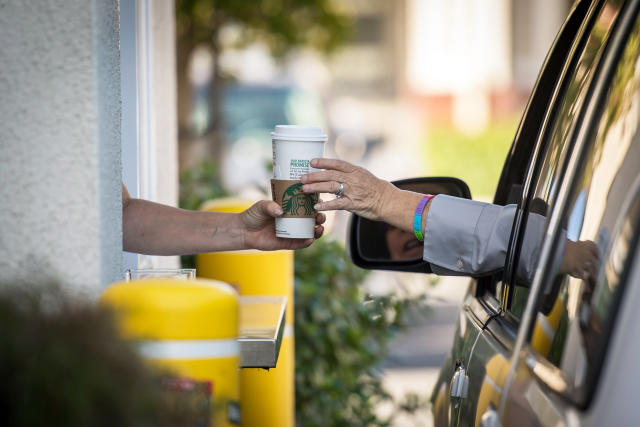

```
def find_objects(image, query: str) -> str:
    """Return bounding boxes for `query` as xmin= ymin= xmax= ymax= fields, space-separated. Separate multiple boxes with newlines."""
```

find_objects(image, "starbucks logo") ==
xmin=282 ymin=183 xmax=317 ymax=216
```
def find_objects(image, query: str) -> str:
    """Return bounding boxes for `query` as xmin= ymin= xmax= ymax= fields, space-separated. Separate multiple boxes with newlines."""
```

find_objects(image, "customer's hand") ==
xmin=301 ymin=158 xmax=396 ymax=221
xmin=240 ymin=200 xmax=325 ymax=251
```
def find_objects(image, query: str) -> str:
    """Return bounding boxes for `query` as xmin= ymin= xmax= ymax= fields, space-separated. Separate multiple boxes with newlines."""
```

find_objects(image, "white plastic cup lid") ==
xmin=271 ymin=125 xmax=327 ymax=142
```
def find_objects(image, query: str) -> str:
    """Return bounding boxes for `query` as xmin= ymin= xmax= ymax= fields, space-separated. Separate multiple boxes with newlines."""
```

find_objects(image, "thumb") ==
xmin=246 ymin=200 xmax=282 ymax=220
xmin=261 ymin=200 xmax=283 ymax=217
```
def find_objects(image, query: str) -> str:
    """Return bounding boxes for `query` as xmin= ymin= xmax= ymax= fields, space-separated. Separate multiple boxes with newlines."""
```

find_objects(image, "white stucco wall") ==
xmin=0 ymin=0 xmax=122 ymax=294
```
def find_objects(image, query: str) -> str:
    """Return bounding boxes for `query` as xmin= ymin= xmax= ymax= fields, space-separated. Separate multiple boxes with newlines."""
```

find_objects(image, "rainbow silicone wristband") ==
xmin=413 ymin=194 xmax=435 ymax=242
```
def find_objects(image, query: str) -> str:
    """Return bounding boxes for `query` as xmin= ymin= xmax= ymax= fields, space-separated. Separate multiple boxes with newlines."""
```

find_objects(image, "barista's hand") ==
xmin=240 ymin=200 xmax=325 ymax=251
xmin=561 ymin=239 xmax=599 ymax=279
xmin=300 ymin=158 xmax=397 ymax=221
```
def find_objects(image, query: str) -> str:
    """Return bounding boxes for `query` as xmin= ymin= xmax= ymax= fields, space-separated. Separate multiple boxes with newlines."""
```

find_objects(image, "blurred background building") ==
xmin=175 ymin=0 xmax=571 ymax=271
xmin=178 ymin=0 xmax=570 ymax=202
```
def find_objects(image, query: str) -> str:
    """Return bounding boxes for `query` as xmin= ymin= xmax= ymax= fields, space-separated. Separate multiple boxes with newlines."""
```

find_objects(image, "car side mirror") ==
xmin=347 ymin=177 xmax=471 ymax=273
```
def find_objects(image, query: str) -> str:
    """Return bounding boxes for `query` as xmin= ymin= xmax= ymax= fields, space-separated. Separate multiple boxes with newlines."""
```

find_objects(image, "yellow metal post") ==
xmin=100 ymin=278 xmax=240 ymax=427
xmin=197 ymin=199 xmax=294 ymax=427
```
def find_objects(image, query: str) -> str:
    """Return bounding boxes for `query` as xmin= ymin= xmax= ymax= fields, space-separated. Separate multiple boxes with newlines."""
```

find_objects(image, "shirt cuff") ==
xmin=423 ymin=195 xmax=517 ymax=276
xmin=423 ymin=194 xmax=487 ymax=273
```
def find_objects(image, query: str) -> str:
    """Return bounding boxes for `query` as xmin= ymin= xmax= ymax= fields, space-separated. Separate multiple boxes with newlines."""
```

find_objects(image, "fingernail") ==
xmin=275 ymin=208 xmax=283 ymax=215
xmin=311 ymin=159 xmax=318 ymax=167
xmin=314 ymin=204 xmax=320 ymax=210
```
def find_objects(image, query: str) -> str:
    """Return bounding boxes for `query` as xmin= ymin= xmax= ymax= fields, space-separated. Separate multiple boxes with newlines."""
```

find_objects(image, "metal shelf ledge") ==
xmin=238 ymin=296 xmax=287 ymax=369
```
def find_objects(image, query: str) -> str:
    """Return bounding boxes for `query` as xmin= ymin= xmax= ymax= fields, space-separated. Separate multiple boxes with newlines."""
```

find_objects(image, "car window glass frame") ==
xmin=475 ymin=0 xmax=595 ymax=311
xmin=503 ymin=0 xmax=624 ymax=322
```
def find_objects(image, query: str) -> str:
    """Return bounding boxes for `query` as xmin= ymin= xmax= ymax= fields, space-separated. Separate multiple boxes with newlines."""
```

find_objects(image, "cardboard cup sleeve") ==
xmin=271 ymin=179 xmax=319 ymax=218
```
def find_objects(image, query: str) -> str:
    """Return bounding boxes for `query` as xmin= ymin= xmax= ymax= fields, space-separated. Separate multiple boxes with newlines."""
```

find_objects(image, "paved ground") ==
xmin=371 ymin=274 xmax=470 ymax=426
xmin=377 ymin=367 xmax=439 ymax=427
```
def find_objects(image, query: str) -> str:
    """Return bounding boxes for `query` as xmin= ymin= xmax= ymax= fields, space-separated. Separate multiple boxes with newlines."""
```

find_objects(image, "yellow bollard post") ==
xmin=197 ymin=199 xmax=294 ymax=427
xmin=100 ymin=278 xmax=240 ymax=427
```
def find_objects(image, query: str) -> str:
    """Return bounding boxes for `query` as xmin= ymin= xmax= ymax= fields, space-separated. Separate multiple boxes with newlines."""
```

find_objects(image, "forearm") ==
xmin=122 ymin=198 xmax=246 ymax=255
xmin=377 ymin=185 xmax=431 ymax=235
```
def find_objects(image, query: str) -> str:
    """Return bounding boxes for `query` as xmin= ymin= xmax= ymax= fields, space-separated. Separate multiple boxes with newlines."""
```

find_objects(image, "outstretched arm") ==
xmin=301 ymin=160 xmax=598 ymax=282
xmin=122 ymin=184 xmax=325 ymax=255
xmin=301 ymin=158 xmax=430 ymax=234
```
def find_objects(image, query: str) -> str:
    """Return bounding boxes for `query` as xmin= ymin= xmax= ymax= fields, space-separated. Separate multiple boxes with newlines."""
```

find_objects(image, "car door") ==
xmin=430 ymin=1 xmax=595 ymax=426
xmin=500 ymin=0 xmax=640 ymax=424
xmin=456 ymin=1 xmax=618 ymax=425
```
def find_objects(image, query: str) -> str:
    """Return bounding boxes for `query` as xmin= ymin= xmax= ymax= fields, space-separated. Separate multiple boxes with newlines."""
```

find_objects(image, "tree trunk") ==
xmin=175 ymin=11 xmax=225 ymax=177
xmin=176 ymin=20 xmax=195 ymax=173
xmin=207 ymin=12 xmax=225 ymax=172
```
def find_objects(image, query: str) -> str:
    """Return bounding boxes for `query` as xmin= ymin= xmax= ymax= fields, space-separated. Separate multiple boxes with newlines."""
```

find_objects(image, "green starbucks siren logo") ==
xmin=282 ymin=183 xmax=318 ymax=216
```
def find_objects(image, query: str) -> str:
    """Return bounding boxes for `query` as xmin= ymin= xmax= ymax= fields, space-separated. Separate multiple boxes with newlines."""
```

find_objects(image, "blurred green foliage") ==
xmin=175 ymin=0 xmax=352 ymax=189
xmin=0 ymin=285 xmax=200 ymax=427
xmin=424 ymin=118 xmax=519 ymax=199
xmin=176 ymin=0 xmax=351 ymax=59
xmin=294 ymin=239 xmax=429 ymax=426
xmin=179 ymin=159 xmax=229 ymax=211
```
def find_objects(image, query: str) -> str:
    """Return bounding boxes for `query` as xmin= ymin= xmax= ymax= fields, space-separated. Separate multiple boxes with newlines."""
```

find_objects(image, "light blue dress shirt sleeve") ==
xmin=422 ymin=195 xmax=557 ymax=284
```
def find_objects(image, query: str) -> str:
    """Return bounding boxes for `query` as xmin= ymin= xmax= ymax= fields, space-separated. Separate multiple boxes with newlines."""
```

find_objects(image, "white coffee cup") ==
xmin=271 ymin=125 xmax=327 ymax=238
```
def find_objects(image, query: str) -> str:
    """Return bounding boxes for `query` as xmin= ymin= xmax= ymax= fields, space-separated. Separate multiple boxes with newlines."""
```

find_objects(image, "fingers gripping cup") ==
xmin=271 ymin=125 xmax=327 ymax=238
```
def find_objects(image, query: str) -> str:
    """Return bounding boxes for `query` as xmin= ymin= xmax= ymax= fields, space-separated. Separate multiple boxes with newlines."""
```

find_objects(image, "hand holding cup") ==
xmin=240 ymin=200 xmax=325 ymax=250
xmin=301 ymin=158 xmax=396 ymax=221
xmin=271 ymin=125 xmax=327 ymax=238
